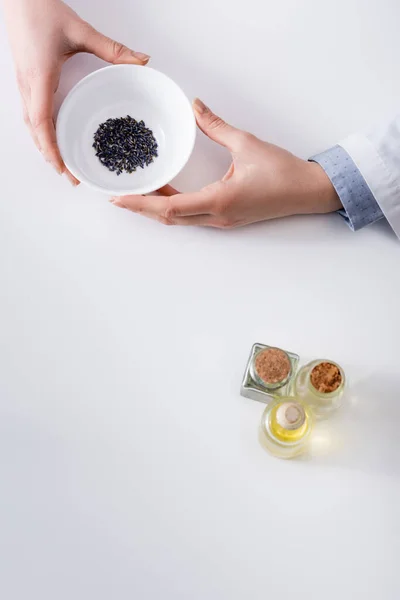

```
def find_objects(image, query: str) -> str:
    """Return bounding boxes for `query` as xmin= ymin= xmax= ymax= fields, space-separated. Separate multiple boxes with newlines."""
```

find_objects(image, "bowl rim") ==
xmin=56 ymin=64 xmax=197 ymax=196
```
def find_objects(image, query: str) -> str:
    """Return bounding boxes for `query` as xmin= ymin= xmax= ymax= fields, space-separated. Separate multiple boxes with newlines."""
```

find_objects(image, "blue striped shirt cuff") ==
xmin=310 ymin=145 xmax=384 ymax=231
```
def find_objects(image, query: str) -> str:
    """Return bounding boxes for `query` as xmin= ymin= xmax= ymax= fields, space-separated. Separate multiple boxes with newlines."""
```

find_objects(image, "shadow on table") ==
xmin=305 ymin=372 xmax=400 ymax=477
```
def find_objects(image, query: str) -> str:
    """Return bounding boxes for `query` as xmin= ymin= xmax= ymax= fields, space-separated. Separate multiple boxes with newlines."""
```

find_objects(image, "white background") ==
xmin=1 ymin=1 xmax=400 ymax=598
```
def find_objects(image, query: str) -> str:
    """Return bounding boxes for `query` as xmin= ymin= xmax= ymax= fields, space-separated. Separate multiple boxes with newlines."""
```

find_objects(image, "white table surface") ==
xmin=1 ymin=1 xmax=400 ymax=598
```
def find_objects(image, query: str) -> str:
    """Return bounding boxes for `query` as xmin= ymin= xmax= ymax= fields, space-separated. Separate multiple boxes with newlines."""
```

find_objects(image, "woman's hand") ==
xmin=3 ymin=0 xmax=149 ymax=183
xmin=112 ymin=99 xmax=342 ymax=227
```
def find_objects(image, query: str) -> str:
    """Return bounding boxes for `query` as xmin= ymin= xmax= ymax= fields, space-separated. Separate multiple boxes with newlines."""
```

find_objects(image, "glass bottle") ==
xmin=259 ymin=397 xmax=314 ymax=459
xmin=241 ymin=343 xmax=299 ymax=403
xmin=292 ymin=359 xmax=346 ymax=419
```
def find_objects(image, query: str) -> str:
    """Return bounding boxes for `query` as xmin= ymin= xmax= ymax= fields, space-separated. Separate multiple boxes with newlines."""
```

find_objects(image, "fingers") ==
xmin=29 ymin=74 xmax=64 ymax=174
xmin=165 ymin=190 xmax=216 ymax=218
xmin=22 ymin=99 xmax=40 ymax=151
xmin=166 ymin=215 xmax=219 ymax=227
xmin=65 ymin=171 xmax=81 ymax=186
xmin=110 ymin=181 xmax=239 ymax=229
xmin=111 ymin=188 xmax=216 ymax=220
xmin=157 ymin=184 xmax=179 ymax=197
xmin=111 ymin=192 xmax=217 ymax=226
xmin=111 ymin=190 xmax=235 ymax=228
xmin=192 ymin=98 xmax=242 ymax=152
xmin=23 ymin=79 xmax=79 ymax=184
xmin=111 ymin=194 xmax=171 ymax=223
xmin=82 ymin=27 xmax=150 ymax=65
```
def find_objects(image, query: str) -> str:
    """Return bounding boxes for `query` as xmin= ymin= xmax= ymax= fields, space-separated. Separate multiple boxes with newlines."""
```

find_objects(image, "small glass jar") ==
xmin=241 ymin=343 xmax=299 ymax=403
xmin=259 ymin=397 xmax=314 ymax=459
xmin=292 ymin=359 xmax=346 ymax=419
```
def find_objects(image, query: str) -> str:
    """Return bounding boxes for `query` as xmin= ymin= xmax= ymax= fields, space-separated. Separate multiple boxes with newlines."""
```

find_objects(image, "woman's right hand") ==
xmin=2 ymin=0 xmax=150 ymax=184
xmin=112 ymin=100 xmax=341 ymax=228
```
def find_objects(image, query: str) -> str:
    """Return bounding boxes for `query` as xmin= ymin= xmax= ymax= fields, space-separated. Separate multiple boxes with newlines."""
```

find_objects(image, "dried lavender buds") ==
xmin=93 ymin=116 xmax=158 ymax=175
xmin=310 ymin=362 xmax=342 ymax=393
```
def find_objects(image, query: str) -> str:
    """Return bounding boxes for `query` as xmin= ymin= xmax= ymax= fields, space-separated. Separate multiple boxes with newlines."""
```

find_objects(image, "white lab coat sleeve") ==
xmin=340 ymin=116 xmax=400 ymax=238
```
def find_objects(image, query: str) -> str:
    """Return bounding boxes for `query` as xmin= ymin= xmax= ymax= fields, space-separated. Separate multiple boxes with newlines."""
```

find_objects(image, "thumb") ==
xmin=83 ymin=27 xmax=150 ymax=65
xmin=192 ymin=98 xmax=240 ymax=152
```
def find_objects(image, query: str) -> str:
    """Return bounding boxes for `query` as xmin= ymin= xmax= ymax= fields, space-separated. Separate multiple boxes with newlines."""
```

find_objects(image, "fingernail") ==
xmin=110 ymin=197 xmax=121 ymax=206
xmin=132 ymin=51 xmax=150 ymax=62
xmin=67 ymin=173 xmax=80 ymax=187
xmin=193 ymin=98 xmax=208 ymax=115
xmin=53 ymin=164 xmax=63 ymax=175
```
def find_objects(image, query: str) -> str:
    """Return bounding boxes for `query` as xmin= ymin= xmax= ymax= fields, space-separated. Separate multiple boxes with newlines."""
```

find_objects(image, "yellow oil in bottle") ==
xmin=269 ymin=403 xmax=309 ymax=443
xmin=259 ymin=399 xmax=313 ymax=459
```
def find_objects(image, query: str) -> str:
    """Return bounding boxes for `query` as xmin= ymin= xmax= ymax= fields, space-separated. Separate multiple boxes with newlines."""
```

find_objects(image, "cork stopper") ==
xmin=310 ymin=362 xmax=342 ymax=393
xmin=276 ymin=402 xmax=306 ymax=431
xmin=255 ymin=348 xmax=291 ymax=384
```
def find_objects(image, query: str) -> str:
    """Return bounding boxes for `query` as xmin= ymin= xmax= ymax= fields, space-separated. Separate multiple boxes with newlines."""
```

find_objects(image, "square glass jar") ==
xmin=240 ymin=343 xmax=300 ymax=403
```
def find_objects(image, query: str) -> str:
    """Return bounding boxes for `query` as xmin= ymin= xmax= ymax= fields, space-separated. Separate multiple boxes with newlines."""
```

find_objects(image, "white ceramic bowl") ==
xmin=56 ymin=65 xmax=196 ymax=196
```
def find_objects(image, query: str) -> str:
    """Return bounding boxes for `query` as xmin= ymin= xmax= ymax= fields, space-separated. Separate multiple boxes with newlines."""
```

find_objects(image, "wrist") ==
xmin=305 ymin=161 xmax=343 ymax=214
